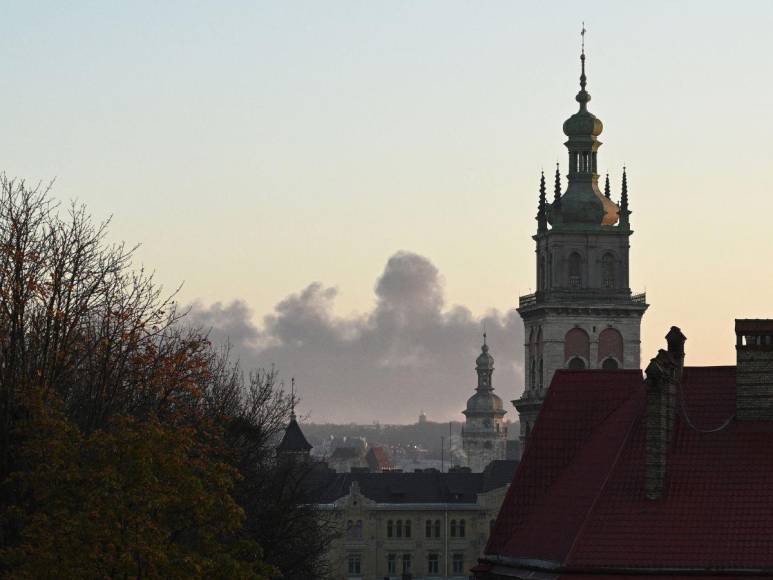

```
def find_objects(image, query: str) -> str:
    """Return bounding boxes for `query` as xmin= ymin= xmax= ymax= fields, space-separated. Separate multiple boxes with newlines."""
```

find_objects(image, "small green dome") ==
xmin=563 ymin=108 xmax=603 ymax=138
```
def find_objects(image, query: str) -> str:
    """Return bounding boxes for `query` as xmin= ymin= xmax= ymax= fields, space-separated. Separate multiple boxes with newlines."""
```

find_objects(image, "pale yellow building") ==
xmin=315 ymin=461 xmax=517 ymax=579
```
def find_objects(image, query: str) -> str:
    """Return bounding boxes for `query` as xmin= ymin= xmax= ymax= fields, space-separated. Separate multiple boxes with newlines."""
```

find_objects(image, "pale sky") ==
xmin=2 ymin=1 xmax=773 ymax=422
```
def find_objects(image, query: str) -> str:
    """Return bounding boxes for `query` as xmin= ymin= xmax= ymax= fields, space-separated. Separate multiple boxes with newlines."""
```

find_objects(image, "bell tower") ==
xmin=462 ymin=334 xmax=508 ymax=472
xmin=513 ymin=34 xmax=648 ymax=446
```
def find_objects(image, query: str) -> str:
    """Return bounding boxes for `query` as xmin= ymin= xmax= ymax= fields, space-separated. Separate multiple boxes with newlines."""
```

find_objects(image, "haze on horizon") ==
xmin=2 ymin=1 xmax=773 ymax=422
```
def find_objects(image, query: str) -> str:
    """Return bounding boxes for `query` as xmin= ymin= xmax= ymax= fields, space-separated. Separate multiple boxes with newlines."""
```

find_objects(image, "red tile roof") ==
xmin=484 ymin=366 xmax=773 ymax=576
xmin=365 ymin=446 xmax=394 ymax=471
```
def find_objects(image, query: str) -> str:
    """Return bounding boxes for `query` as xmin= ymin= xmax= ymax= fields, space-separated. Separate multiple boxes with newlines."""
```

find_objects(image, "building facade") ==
xmin=513 ymin=45 xmax=647 ymax=445
xmin=462 ymin=336 xmax=507 ymax=472
xmin=317 ymin=461 xmax=517 ymax=579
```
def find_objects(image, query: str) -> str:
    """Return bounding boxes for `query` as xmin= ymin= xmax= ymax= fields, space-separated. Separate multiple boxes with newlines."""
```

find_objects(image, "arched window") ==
xmin=569 ymin=252 xmax=582 ymax=288
xmin=530 ymin=358 xmax=535 ymax=391
xmin=568 ymin=356 xmax=586 ymax=369
xmin=450 ymin=519 xmax=458 ymax=537
xmin=602 ymin=357 xmax=619 ymax=369
xmin=426 ymin=519 xmax=432 ymax=538
xmin=539 ymin=257 xmax=546 ymax=290
xmin=396 ymin=519 xmax=403 ymax=538
xmin=387 ymin=520 xmax=394 ymax=538
xmin=459 ymin=519 xmax=466 ymax=538
xmin=598 ymin=327 xmax=624 ymax=366
xmin=434 ymin=519 xmax=441 ymax=537
xmin=602 ymin=253 xmax=616 ymax=288
xmin=405 ymin=519 xmax=412 ymax=538
xmin=565 ymin=327 xmax=590 ymax=366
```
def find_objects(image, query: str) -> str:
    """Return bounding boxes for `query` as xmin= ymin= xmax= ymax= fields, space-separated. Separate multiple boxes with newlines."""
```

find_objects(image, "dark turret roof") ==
xmin=277 ymin=417 xmax=312 ymax=453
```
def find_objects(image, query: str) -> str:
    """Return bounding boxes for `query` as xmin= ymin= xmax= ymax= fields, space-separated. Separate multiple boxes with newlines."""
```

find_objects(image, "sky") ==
xmin=2 ymin=1 xmax=773 ymax=422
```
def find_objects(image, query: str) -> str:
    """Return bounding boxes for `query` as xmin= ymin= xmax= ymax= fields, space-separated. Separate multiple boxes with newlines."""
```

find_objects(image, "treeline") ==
xmin=0 ymin=178 xmax=333 ymax=578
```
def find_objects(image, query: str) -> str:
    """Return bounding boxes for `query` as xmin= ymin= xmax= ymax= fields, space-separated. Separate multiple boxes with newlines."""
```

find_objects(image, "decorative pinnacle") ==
xmin=537 ymin=170 xmax=547 ymax=232
xmin=620 ymin=166 xmax=630 ymax=226
xmin=604 ymin=173 xmax=611 ymax=198
xmin=554 ymin=163 xmax=562 ymax=206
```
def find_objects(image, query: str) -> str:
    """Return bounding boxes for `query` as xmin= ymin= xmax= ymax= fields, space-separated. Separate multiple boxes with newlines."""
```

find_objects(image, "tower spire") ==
xmin=553 ymin=163 xmax=562 ymax=207
xmin=604 ymin=173 xmax=611 ymax=198
xmin=577 ymin=23 xmax=590 ymax=111
xmin=290 ymin=377 xmax=296 ymax=420
xmin=537 ymin=170 xmax=547 ymax=233
xmin=620 ymin=166 xmax=630 ymax=227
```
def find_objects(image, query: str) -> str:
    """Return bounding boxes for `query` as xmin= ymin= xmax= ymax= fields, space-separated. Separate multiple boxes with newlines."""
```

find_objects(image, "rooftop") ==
xmin=314 ymin=459 xmax=518 ymax=504
xmin=482 ymin=366 xmax=773 ymax=576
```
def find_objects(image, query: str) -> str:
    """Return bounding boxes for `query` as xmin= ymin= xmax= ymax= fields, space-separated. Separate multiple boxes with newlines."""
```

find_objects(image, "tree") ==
xmin=0 ymin=177 xmax=281 ymax=578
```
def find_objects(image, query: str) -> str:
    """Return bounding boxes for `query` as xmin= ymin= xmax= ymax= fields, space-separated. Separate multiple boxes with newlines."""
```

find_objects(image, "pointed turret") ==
xmin=277 ymin=379 xmax=312 ymax=459
xmin=604 ymin=173 xmax=611 ymax=198
xmin=537 ymin=171 xmax=547 ymax=233
xmin=619 ymin=166 xmax=630 ymax=228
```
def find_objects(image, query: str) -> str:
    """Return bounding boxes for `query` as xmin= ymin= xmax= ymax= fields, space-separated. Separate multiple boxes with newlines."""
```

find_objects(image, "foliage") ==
xmin=0 ymin=176 xmax=329 ymax=578
xmin=1 ymin=389 xmax=276 ymax=579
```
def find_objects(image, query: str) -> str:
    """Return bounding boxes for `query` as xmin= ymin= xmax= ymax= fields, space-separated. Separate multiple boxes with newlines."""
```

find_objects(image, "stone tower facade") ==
xmin=462 ymin=336 xmax=507 ymax=472
xmin=513 ymin=45 xmax=648 ymax=446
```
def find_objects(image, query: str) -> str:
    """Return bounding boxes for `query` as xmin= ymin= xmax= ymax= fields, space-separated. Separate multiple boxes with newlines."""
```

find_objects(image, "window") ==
xmin=387 ymin=553 xmax=396 ymax=575
xmin=569 ymin=252 xmax=582 ymax=288
xmin=427 ymin=553 xmax=439 ymax=575
xmin=602 ymin=357 xmax=619 ymax=369
xmin=387 ymin=520 xmax=393 ymax=538
xmin=402 ymin=553 xmax=412 ymax=574
xmin=490 ymin=519 xmax=496 ymax=532
xmin=346 ymin=519 xmax=362 ymax=540
xmin=459 ymin=519 xmax=466 ymax=538
xmin=452 ymin=553 xmax=465 ymax=574
xmin=396 ymin=519 xmax=403 ymax=538
xmin=565 ymin=327 xmax=590 ymax=367
xmin=568 ymin=356 xmax=586 ymax=369
xmin=347 ymin=553 xmax=361 ymax=575
xmin=434 ymin=519 xmax=441 ymax=538
xmin=602 ymin=252 xmax=616 ymax=288
xmin=405 ymin=519 xmax=411 ymax=538
xmin=425 ymin=519 xmax=432 ymax=538
xmin=598 ymin=327 xmax=624 ymax=367
xmin=450 ymin=519 xmax=457 ymax=537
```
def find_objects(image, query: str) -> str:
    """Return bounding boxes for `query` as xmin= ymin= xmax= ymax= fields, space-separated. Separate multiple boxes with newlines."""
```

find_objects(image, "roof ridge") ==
xmin=563 ymin=389 xmax=644 ymax=564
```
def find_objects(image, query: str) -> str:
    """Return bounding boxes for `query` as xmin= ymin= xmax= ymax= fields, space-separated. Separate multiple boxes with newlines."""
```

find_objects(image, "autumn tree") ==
xmin=0 ymin=177 xmax=279 ymax=578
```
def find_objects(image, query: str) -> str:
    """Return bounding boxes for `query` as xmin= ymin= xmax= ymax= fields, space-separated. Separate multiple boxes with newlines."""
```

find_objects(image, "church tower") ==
xmin=462 ymin=334 xmax=508 ymax=472
xmin=513 ymin=38 xmax=648 ymax=445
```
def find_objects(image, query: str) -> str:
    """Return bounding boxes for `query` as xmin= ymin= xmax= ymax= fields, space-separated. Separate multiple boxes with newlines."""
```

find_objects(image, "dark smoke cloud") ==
xmin=187 ymin=251 xmax=524 ymax=424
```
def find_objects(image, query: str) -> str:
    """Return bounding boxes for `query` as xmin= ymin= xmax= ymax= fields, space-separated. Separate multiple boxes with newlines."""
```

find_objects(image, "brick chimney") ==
xmin=665 ymin=326 xmax=686 ymax=380
xmin=644 ymin=345 xmax=679 ymax=501
xmin=736 ymin=319 xmax=773 ymax=421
